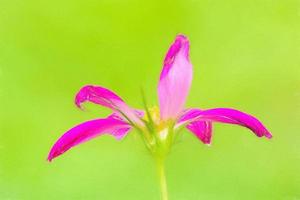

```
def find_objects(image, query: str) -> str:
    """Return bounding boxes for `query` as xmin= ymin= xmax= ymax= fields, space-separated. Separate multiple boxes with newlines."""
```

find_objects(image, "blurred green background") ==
xmin=1 ymin=0 xmax=300 ymax=199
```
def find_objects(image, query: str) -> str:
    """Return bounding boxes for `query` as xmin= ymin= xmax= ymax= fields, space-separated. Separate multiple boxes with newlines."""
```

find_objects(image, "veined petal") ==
xmin=75 ymin=85 xmax=143 ymax=126
xmin=187 ymin=121 xmax=213 ymax=144
xmin=47 ymin=117 xmax=131 ymax=161
xmin=179 ymin=108 xmax=272 ymax=139
xmin=158 ymin=34 xmax=193 ymax=121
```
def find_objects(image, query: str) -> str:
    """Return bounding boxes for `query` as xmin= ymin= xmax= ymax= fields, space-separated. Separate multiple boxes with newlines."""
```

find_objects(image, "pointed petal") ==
xmin=47 ymin=117 xmax=131 ymax=162
xmin=179 ymin=108 xmax=272 ymax=139
xmin=158 ymin=35 xmax=193 ymax=121
xmin=75 ymin=85 xmax=143 ymax=126
xmin=187 ymin=121 xmax=213 ymax=144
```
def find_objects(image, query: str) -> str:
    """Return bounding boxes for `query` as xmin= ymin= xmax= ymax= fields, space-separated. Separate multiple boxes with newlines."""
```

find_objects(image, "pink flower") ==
xmin=48 ymin=35 xmax=272 ymax=162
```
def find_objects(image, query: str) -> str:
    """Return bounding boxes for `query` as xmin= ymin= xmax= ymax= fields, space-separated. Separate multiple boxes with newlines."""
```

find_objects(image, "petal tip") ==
xmin=161 ymin=34 xmax=190 ymax=79
xmin=75 ymin=102 xmax=85 ymax=111
xmin=47 ymin=155 xmax=53 ymax=162
xmin=265 ymin=132 xmax=272 ymax=139
xmin=74 ymin=85 xmax=94 ymax=108
xmin=175 ymin=34 xmax=189 ymax=43
xmin=47 ymin=149 xmax=59 ymax=162
xmin=204 ymin=139 xmax=212 ymax=145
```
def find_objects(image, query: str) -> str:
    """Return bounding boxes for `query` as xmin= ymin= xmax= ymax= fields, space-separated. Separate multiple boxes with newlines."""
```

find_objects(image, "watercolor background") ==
xmin=0 ymin=0 xmax=299 ymax=199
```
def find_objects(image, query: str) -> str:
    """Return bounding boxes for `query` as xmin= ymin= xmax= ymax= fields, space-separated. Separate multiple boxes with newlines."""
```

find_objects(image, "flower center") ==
xmin=143 ymin=106 xmax=160 ymax=125
xmin=141 ymin=106 xmax=175 ymax=157
xmin=144 ymin=106 xmax=166 ymax=128
xmin=143 ymin=106 xmax=173 ymax=139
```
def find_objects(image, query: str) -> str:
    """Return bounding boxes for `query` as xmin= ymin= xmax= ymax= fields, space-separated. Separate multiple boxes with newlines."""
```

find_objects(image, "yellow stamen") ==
xmin=144 ymin=106 xmax=160 ymax=125
xmin=143 ymin=106 xmax=172 ymax=134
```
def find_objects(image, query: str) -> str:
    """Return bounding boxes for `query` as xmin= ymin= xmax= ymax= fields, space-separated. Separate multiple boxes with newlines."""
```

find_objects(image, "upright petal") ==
xmin=179 ymin=108 xmax=272 ymax=139
xmin=158 ymin=35 xmax=193 ymax=121
xmin=48 ymin=117 xmax=131 ymax=161
xmin=75 ymin=85 xmax=143 ymax=126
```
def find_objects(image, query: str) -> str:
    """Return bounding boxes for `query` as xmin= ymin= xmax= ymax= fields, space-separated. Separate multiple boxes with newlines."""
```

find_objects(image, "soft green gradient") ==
xmin=1 ymin=0 xmax=300 ymax=199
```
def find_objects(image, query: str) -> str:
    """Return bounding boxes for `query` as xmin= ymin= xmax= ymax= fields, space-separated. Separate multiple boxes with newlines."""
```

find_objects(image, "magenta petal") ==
xmin=75 ymin=85 xmax=143 ymax=126
xmin=75 ymin=85 xmax=124 ymax=110
xmin=47 ymin=117 xmax=131 ymax=162
xmin=187 ymin=121 xmax=213 ymax=144
xmin=158 ymin=35 xmax=193 ymax=120
xmin=179 ymin=108 xmax=272 ymax=139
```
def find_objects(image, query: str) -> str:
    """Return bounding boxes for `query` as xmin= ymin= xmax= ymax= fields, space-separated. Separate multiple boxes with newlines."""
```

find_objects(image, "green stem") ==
xmin=156 ymin=157 xmax=168 ymax=200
